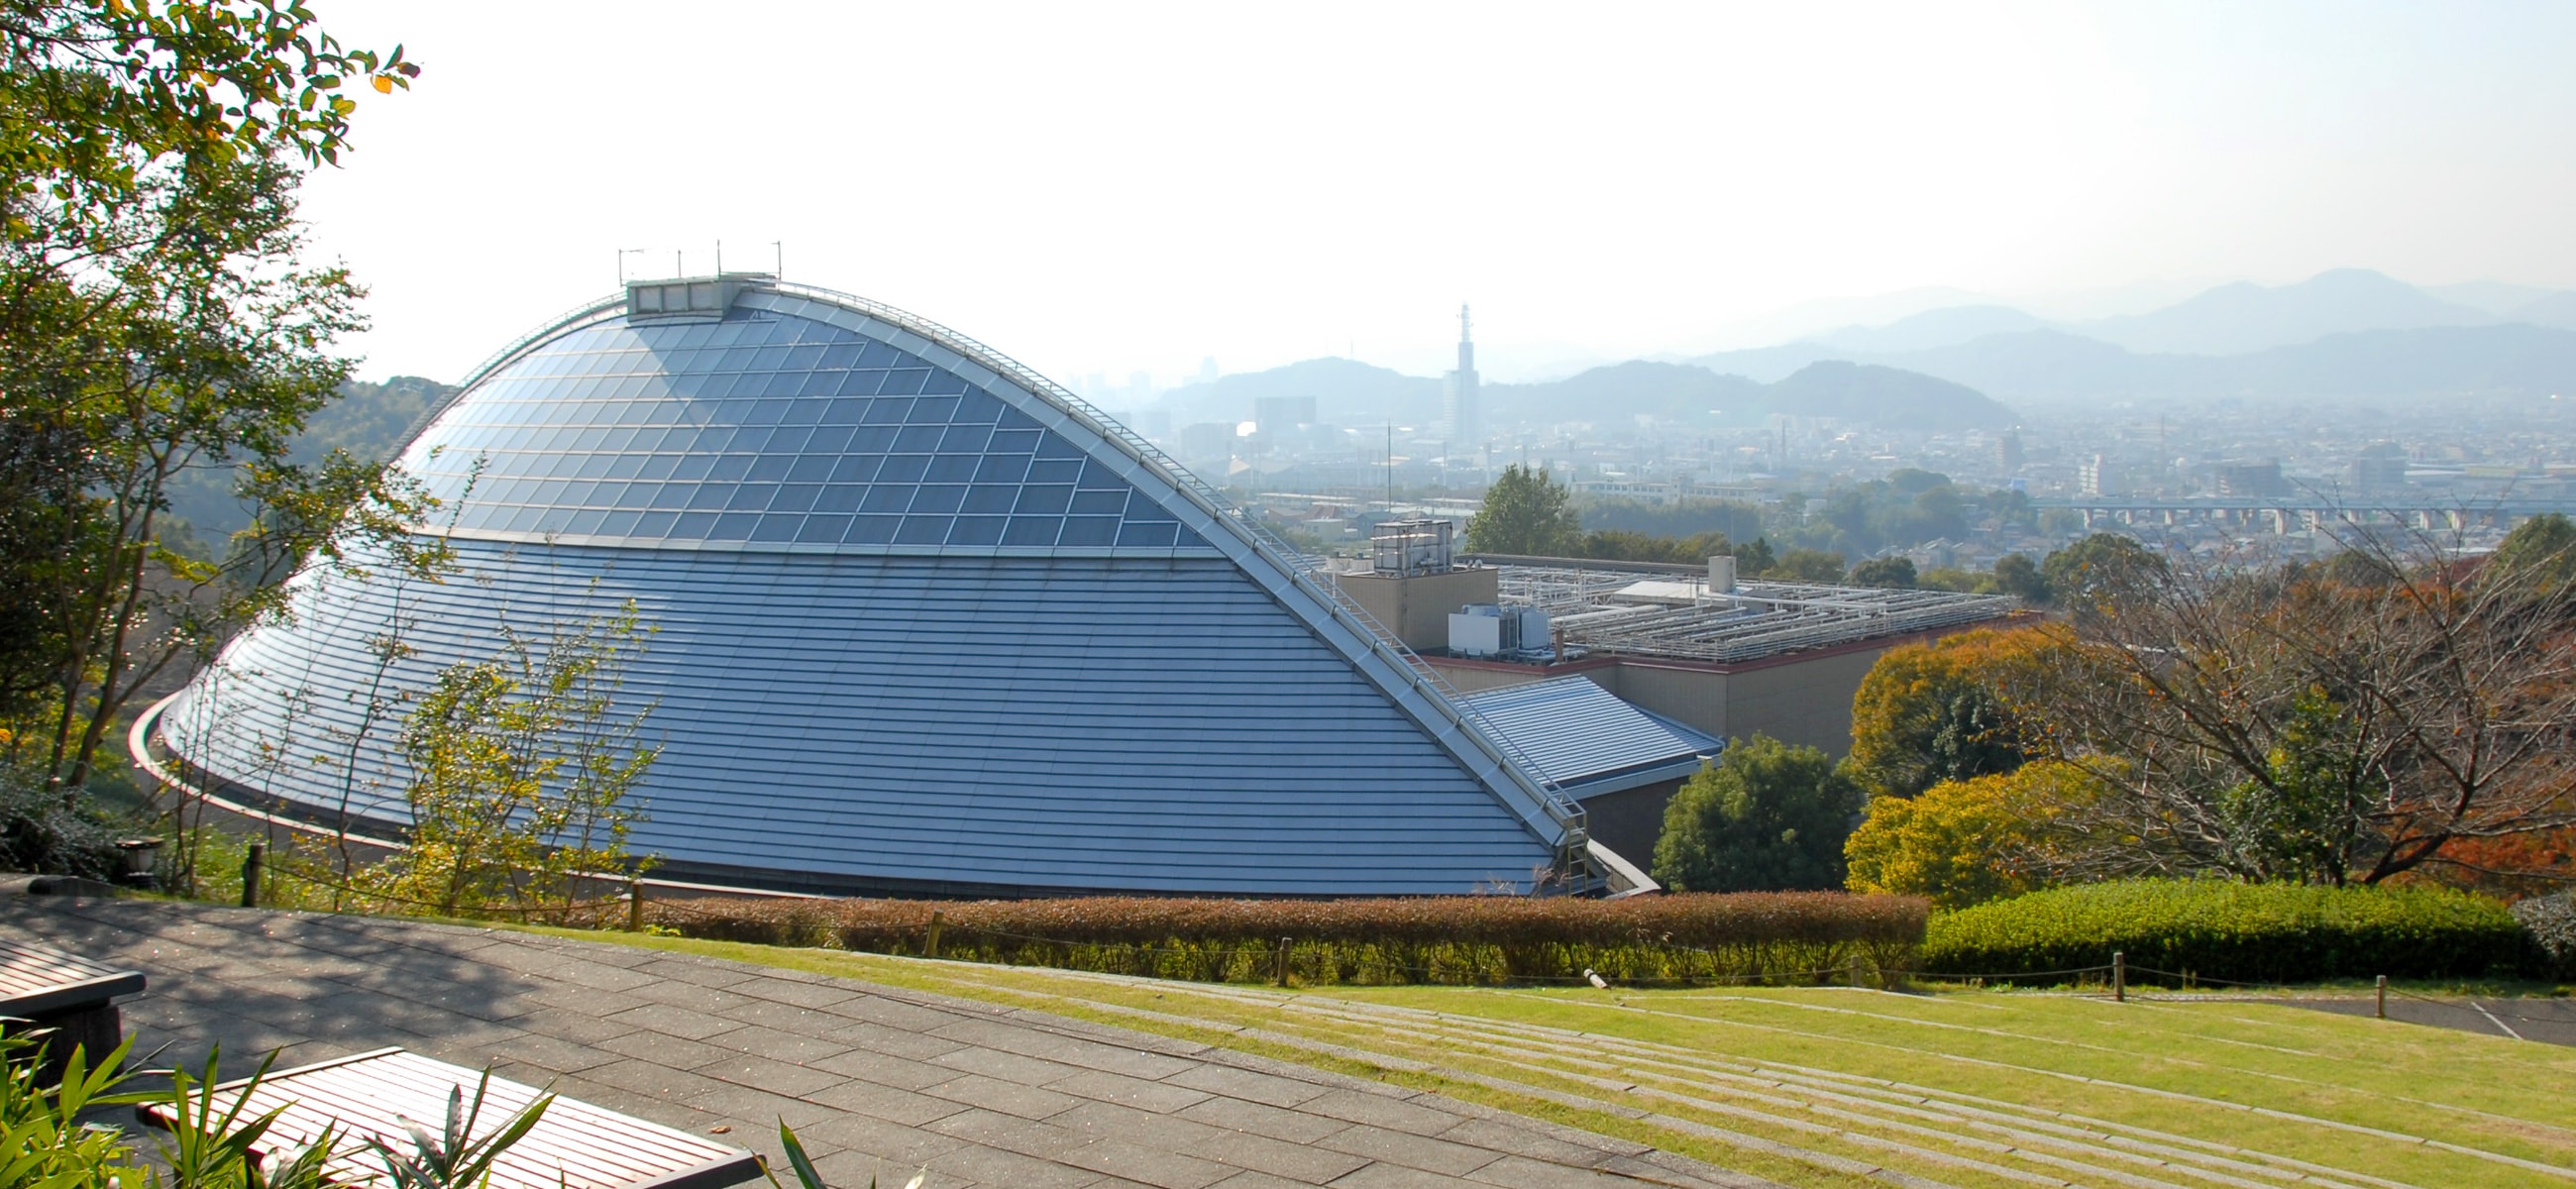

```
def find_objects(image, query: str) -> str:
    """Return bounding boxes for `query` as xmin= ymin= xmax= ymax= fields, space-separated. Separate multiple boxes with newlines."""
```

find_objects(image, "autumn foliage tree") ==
xmin=1845 ymin=627 xmax=2048 ymax=800
xmin=1996 ymin=518 xmax=2576 ymax=887
xmin=1844 ymin=761 xmax=2102 ymax=908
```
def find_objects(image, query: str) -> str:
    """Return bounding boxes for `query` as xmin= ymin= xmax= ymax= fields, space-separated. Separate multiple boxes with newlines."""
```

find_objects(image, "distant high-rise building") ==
xmin=1444 ymin=304 xmax=1480 ymax=447
xmin=2078 ymin=454 xmax=2126 ymax=497
xmin=2212 ymin=460 xmax=2287 ymax=498
xmin=1251 ymin=394 xmax=1316 ymax=433
xmin=2351 ymin=442 xmax=2409 ymax=492
xmin=1992 ymin=432 xmax=2023 ymax=476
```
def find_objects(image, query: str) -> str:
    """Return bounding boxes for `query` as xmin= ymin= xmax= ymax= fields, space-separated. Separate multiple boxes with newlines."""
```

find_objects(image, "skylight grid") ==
xmin=399 ymin=312 xmax=1196 ymax=552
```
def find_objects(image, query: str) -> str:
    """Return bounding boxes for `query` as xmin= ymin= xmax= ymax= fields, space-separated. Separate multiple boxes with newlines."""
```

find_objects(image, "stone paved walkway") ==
xmin=3 ymin=894 xmax=1770 ymax=1189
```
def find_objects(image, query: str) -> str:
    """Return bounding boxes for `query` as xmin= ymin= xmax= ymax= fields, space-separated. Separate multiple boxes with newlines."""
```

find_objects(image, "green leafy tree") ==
xmin=1653 ymin=734 xmax=1862 ymax=892
xmin=1773 ymin=548 xmax=1847 ymax=583
xmin=1847 ymin=556 xmax=1916 ymax=589
xmin=1465 ymin=463 xmax=1580 ymax=556
xmin=357 ymin=603 xmax=662 ymax=917
xmin=1733 ymin=536 xmax=1775 ymax=576
xmin=2214 ymin=688 xmax=2378 ymax=884
xmin=2038 ymin=532 xmax=2161 ymax=612
xmin=2490 ymin=513 xmax=2576 ymax=593
xmin=0 ymin=3 xmax=424 ymax=789
xmin=1989 ymin=552 xmax=2047 ymax=602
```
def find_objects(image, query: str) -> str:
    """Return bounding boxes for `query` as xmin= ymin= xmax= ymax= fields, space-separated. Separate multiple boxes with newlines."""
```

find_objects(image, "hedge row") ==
xmin=1923 ymin=879 xmax=2526 ymax=985
xmin=647 ymin=892 xmax=1929 ymax=986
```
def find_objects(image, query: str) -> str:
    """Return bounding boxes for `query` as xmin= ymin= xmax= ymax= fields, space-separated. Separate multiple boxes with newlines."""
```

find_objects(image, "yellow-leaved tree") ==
xmin=1845 ymin=626 xmax=2056 ymax=800
xmin=1844 ymin=761 xmax=2104 ymax=909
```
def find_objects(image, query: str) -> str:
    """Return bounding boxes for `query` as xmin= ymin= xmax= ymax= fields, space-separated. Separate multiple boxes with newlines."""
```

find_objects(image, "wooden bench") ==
xmin=139 ymin=1047 xmax=762 ymax=1189
xmin=0 ymin=936 xmax=146 ymax=1085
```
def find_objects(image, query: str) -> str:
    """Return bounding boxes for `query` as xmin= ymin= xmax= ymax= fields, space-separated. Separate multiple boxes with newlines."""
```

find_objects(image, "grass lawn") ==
xmin=523 ymin=925 xmax=2576 ymax=1189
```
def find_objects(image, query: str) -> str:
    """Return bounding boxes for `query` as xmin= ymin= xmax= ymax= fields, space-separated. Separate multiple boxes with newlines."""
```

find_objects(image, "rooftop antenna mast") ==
xmin=714 ymin=240 xmax=722 ymax=274
xmin=615 ymin=248 xmax=646 ymax=284
xmin=773 ymin=240 xmax=784 ymax=277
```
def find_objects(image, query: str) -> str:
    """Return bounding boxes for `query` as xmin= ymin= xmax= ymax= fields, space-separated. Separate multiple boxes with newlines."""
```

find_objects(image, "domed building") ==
xmin=156 ymin=275 xmax=1598 ymax=897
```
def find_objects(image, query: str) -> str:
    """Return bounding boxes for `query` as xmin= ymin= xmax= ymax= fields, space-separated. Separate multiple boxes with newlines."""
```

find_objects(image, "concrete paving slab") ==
xmin=0 ymin=896 xmax=1774 ymax=1188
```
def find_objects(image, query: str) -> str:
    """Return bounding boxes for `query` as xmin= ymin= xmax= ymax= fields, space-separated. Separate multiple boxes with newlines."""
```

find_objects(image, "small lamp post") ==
xmin=114 ymin=836 xmax=165 ymax=890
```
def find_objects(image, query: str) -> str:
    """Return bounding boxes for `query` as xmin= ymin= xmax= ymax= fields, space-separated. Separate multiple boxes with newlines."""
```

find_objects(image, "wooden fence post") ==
xmin=240 ymin=843 xmax=265 ymax=909
xmin=926 ymin=911 xmax=945 ymax=959
xmin=626 ymin=877 xmax=644 ymax=932
xmin=1275 ymin=936 xmax=1293 ymax=987
xmin=2377 ymin=974 xmax=2388 ymax=1020
xmin=1849 ymin=955 xmax=1864 ymax=989
xmin=2112 ymin=951 xmax=2125 ymax=1003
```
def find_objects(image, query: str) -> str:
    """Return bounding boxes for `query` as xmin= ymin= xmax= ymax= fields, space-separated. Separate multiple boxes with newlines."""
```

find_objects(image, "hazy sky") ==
xmin=297 ymin=1 xmax=2576 ymax=388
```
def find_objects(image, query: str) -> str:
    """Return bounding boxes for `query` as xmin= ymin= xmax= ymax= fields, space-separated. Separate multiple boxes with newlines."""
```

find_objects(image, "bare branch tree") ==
xmin=2001 ymin=512 xmax=2576 ymax=886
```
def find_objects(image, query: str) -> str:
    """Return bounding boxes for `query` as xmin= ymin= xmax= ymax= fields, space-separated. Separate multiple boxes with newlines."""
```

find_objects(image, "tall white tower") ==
xmin=1443 ymin=304 xmax=1480 ymax=451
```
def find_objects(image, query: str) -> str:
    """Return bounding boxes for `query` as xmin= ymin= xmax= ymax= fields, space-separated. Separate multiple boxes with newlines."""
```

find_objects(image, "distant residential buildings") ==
xmin=2212 ymin=460 xmax=2287 ymax=498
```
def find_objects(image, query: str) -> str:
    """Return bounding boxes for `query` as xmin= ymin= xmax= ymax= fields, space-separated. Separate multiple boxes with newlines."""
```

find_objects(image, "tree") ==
xmin=1844 ymin=762 xmax=2100 ymax=909
xmin=2491 ymin=513 xmax=2576 ymax=593
xmin=2000 ymin=527 xmax=2576 ymax=886
xmin=355 ymin=604 xmax=662 ymax=917
xmin=1847 ymin=556 xmax=1917 ymax=589
xmin=2038 ymin=533 xmax=2161 ymax=613
xmin=1465 ymin=464 xmax=1580 ymax=556
xmin=1733 ymin=536 xmax=1776 ymax=576
xmin=1653 ymin=735 xmax=1861 ymax=893
xmin=1846 ymin=628 xmax=2041 ymax=799
xmin=1774 ymin=548 xmax=1847 ymax=583
xmin=0 ymin=2 xmax=422 ymax=790
xmin=1990 ymin=552 xmax=2047 ymax=602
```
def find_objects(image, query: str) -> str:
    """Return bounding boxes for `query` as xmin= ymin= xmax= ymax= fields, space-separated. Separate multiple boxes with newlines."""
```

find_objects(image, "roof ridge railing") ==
xmin=425 ymin=278 xmax=1588 ymax=882
xmin=769 ymin=281 xmax=1589 ymax=849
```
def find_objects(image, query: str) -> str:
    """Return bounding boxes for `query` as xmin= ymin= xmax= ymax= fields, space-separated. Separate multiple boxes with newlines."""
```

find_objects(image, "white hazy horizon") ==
xmin=294 ymin=1 xmax=2576 ymax=388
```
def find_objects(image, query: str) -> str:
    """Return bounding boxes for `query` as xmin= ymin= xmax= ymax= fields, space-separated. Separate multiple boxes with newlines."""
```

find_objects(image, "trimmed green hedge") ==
xmin=1922 ymin=879 xmax=2524 ymax=985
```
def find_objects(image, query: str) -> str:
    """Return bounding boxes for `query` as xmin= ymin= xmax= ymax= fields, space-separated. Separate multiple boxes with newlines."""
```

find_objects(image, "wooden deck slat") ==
xmin=0 ymin=938 xmax=146 ymax=1016
xmin=142 ymin=1049 xmax=758 ymax=1189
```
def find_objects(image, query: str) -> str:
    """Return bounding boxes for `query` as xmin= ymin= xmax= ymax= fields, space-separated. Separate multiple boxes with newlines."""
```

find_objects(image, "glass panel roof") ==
xmin=401 ymin=311 xmax=1203 ymax=552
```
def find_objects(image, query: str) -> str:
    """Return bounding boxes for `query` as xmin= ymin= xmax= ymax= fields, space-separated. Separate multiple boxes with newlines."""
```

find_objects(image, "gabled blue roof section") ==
xmin=1465 ymin=678 xmax=1722 ymax=799
xmin=163 ymin=278 xmax=1591 ymax=896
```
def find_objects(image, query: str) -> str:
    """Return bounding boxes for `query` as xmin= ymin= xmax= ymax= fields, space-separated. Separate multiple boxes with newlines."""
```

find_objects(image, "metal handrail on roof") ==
xmin=379 ymin=276 xmax=1589 ymax=878
xmin=760 ymin=283 xmax=1592 ymax=867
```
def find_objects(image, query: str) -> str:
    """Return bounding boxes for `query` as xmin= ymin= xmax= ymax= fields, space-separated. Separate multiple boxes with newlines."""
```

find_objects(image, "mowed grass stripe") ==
xmin=1639 ymin=989 xmax=2576 ymax=1136
xmin=1467 ymin=990 xmax=2576 ymax=1180
xmin=873 ymin=958 xmax=2041 ymax=1188
xmin=906 ymin=961 xmax=2560 ymax=1188
xmin=520 ymin=927 xmax=2576 ymax=1189
xmin=1214 ymin=986 xmax=2388 ymax=1189
xmin=890 ymin=960 xmax=2301 ymax=1189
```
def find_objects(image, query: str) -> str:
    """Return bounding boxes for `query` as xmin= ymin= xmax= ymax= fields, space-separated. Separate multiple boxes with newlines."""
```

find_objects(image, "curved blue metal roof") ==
xmin=164 ymin=278 xmax=1583 ymax=896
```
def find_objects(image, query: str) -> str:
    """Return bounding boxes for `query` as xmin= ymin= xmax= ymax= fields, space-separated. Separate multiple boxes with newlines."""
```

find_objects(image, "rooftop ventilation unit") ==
xmin=1372 ymin=518 xmax=1454 ymax=577
xmin=625 ymin=272 xmax=774 ymax=320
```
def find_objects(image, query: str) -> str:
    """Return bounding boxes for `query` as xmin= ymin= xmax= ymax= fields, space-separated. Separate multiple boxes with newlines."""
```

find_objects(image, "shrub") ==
xmin=2513 ymin=891 xmax=2576 ymax=980
xmin=1922 ymin=879 xmax=2524 ymax=985
xmin=647 ymin=891 xmax=1928 ymax=987
xmin=0 ymin=765 xmax=124 ymax=880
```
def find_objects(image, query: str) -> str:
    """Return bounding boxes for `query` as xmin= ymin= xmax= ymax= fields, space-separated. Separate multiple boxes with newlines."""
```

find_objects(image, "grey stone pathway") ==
xmin=2 ymin=895 xmax=1770 ymax=1189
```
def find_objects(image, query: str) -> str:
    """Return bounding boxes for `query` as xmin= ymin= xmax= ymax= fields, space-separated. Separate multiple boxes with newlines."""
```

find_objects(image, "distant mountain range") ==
xmin=1144 ymin=269 xmax=2576 ymax=433
xmin=1154 ymin=358 xmax=2014 ymax=433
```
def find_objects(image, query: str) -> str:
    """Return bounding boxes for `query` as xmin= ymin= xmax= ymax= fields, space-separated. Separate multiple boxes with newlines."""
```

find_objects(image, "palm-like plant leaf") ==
xmin=361 ymin=1067 xmax=553 ymax=1189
